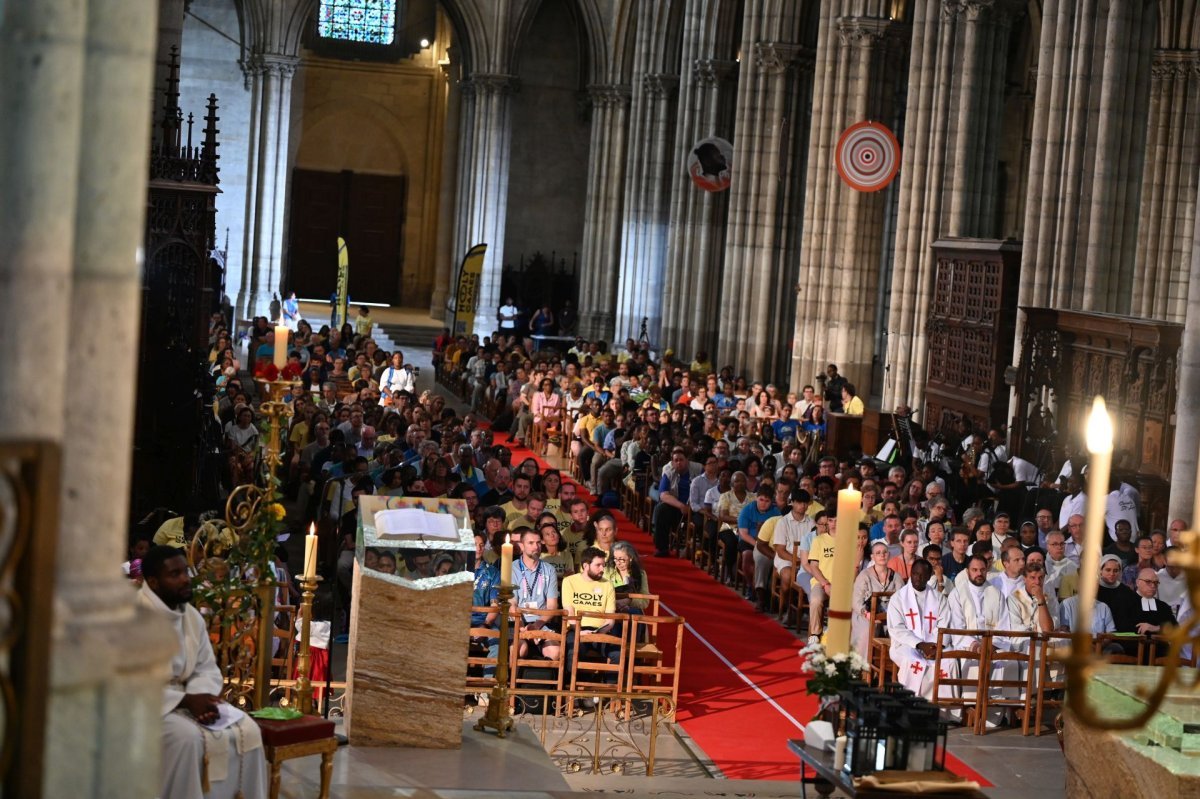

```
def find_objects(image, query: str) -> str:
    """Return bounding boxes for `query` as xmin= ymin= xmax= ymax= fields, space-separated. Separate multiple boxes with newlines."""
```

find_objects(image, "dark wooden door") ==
xmin=287 ymin=169 xmax=405 ymax=304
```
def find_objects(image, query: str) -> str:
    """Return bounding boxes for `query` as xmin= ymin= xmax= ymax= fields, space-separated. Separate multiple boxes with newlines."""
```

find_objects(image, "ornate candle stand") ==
xmin=294 ymin=573 xmax=322 ymax=714
xmin=474 ymin=584 xmax=516 ymax=737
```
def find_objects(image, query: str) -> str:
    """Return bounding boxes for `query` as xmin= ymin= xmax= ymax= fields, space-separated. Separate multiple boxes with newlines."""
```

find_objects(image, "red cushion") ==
xmin=254 ymin=715 xmax=336 ymax=747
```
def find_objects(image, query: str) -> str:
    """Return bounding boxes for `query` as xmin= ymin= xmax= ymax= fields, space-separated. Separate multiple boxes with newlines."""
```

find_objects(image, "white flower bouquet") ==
xmin=799 ymin=640 xmax=870 ymax=698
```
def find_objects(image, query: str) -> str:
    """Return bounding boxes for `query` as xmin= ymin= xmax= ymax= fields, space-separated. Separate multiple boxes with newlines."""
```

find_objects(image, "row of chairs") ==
xmin=466 ymin=601 xmax=684 ymax=717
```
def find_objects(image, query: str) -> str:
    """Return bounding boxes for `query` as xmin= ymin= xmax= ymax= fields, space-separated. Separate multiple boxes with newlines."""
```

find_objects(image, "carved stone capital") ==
xmin=835 ymin=17 xmax=892 ymax=48
xmin=692 ymin=58 xmax=738 ymax=85
xmin=587 ymin=83 xmax=632 ymax=108
xmin=1151 ymin=50 xmax=1200 ymax=80
xmin=262 ymin=55 xmax=299 ymax=79
xmin=642 ymin=73 xmax=679 ymax=99
xmin=470 ymin=72 xmax=518 ymax=96
xmin=940 ymin=0 xmax=965 ymax=20
xmin=752 ymin=42 xmax=811 ymax=73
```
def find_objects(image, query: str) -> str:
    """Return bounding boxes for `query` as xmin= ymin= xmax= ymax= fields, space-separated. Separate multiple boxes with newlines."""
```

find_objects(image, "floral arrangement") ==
xmin=799 ymin=640 xmax=871 ymax=698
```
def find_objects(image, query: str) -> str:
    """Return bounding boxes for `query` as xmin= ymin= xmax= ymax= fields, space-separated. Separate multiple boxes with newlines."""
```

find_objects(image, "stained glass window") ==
xmin=318 ymin=0 xmax=397 ymax=45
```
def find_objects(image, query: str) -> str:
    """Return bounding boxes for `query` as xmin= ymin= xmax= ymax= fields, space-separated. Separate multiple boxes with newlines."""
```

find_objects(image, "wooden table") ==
xmin=787 ymin=740 xmax=988 ymax=798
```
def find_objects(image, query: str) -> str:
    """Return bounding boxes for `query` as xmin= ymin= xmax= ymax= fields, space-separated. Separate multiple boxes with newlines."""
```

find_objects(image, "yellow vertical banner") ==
xmin=452 ymin=243 xmax=487 ymax=336
xmin=336 ymin=236 xmax=350 ymax=328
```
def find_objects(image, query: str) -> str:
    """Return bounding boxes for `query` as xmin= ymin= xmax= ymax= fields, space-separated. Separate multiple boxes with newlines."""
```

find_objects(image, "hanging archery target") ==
xmin=835 ymin=121 xmax=901 ymax=192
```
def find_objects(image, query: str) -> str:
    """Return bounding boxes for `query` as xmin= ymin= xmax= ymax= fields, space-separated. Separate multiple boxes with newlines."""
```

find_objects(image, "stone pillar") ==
xmin=239 ymin=54 xmax=299 ymax=319
xmin=613 ymin=72 xmax=678 ymax=345
xmin=719 ymin=41 xmax=811 ymax=381
xmin=791 ymin=6 xmax=909 ymax=394
xmin=430 ymin=60 xmax=461 ymax=318
xmin=1169 ymin=157 xmax=1200 ymax=521
xmin=883 ymin=0 xmax=1022 ymax=411
xmin=577 ymin=84 xmax=630 ymax=340
xmin=48 ymin=0 xmax=179 ymax=792
xmin=1133 ymin=51 xmax=1200 ymax=323
xmin=452 ymin=72 xmax=515 ymax=338
xmin=659 ymin=55 xmax=737 ymax=361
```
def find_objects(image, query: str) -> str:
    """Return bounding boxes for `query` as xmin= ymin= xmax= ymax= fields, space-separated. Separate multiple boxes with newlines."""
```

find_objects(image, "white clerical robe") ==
xmin=948 ymin=580 xmax=1019 ymax=721
xmin=886 ymin=583 xmax=954 ymax=699
xmin=138 ymin=584 xmax=267 ymax=799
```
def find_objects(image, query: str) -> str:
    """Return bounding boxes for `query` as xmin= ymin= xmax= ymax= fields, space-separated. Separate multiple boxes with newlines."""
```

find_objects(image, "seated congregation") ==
xmin=436 ymin=328 xmax=1190 ymax=734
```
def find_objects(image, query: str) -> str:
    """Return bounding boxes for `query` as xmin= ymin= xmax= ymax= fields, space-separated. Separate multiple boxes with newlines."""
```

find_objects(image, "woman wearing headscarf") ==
xmin=1096 ymin=553 xmax=1139 ymax=631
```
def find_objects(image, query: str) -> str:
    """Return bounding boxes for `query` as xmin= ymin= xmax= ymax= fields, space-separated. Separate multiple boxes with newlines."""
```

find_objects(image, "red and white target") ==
xmin=836 ymin=121 xmax=901 ymax=192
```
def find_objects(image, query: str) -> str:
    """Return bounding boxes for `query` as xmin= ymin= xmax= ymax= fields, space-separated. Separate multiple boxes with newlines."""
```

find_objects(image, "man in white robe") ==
xmin=886 ymin=559 xmax=954 ymax=699
xmin=139 ymin=546 xmax=268 ymax=799
xmin=989 ymin=546 xmax=1026 ymax=600
xmin=949 ymin=555 xmax=1017 ymax=725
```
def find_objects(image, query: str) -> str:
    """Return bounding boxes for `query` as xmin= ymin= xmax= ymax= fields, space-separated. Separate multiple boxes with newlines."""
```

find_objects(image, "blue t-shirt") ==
xmin=471 ymin=561 xmax=501 ymax=626
xmin=712 ymin=393 xmax=737 ymax=410
xmin=869 ymin=520 xmax=886 ymax=541
xmin=657 ymin=470 xmax=692 ymax=503
xmin=773 ymin=419 xmax=800 ymax=441
xmin=737 ymin=503 xmax=781 ymax=547
xmin=512 ymin=558 xmax=560 ymax=621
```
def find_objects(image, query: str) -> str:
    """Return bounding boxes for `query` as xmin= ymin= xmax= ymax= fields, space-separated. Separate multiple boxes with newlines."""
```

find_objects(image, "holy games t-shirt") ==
xmin=772 ymin=418 xmax=800 ymax=441
xmin=561 ymin=574 xmax=615 ymax=628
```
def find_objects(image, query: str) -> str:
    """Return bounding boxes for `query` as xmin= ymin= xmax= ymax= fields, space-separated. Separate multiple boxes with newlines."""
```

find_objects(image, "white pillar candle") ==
xmin=1077 ymin=396 xmax=1113 ymax=637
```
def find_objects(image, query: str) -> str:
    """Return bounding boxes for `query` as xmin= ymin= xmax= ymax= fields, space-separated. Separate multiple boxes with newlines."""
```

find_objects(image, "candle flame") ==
xmin=505 ymin=533 xmax=511 ymax=545
xmin=1086 ymin=396 xmax=1114 ymax=454
xmin=309 ymin=522 xmax=316 ymax=535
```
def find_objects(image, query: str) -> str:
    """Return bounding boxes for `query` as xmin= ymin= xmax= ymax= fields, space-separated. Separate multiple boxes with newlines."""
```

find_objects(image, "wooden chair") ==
xmin=693 ymin=514 xmax=716 ymax=575
xmin=1094 ymin=633 xmax=1148 ymax=665
xmin=256 ymin=714 xmax=337 ymax=799
xmin=866 ymin=592 xmax=895 ymax=688
xmin=626 ymin=614 xmax=685 ymax=721
xmin=568 ymin=612 xmax=632 ymax=700
xmin=1151 ymin=634 xmax=1195 ymax=667
xmin=269 ymin=605 xmax=297 ymax=705
xmin=466 ymin=605 xmax=505 ymax=693
xmin=510 ymin=608 xmax=568 ymax=704
xmin=977 ymin=631 xmax=1039 ymax=735
xmin=931 ymin=628 xmax=988 ymax=734
xmin=1034 ymin=631 xmax=1072 ymax=736
xmin=672 ymin=506 xmax=692 ymax=558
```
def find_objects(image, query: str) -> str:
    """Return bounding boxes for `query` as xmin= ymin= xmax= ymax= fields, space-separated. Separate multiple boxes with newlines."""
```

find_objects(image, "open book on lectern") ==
xmin=373 ymin=507 xmax=460 ymax=541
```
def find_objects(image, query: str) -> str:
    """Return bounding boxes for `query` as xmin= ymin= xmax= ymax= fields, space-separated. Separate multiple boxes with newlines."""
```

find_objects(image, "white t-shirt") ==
xmin=1105 ymin=483 xmax=1141 ymax=537
xmin=498 ymin=304 xmax=518 ymax=329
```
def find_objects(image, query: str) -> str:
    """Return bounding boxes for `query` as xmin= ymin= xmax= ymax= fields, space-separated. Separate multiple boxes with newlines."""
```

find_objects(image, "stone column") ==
xmin=1170 ymin=167 xmax=1200 ymax=521
xmin=1133 ymin=51 xmax=1200 ymax=323
xmin=48 ymin=0 xmax=179 ymax=792
xmin=612 ymin=73 xmax=678 ymax=345
xmin=453 ymin=72 xmax=516 ymax=338
xmin=791 ymin=8 xmax=909 ymax=394
xmin=577 ymin=84 xmax=630 ymax=340
xmin=239 ymin=54 xmax=299 ymax=319
xmin=884 ymin=0 xmax=1022 ymax=411
xmin=719 ymin=41 xmax=811 ymax=381
xmin=430 ymin=61 xmax=461 ymax=319
xmin=659 ymin=56 xmax=738 ymax=361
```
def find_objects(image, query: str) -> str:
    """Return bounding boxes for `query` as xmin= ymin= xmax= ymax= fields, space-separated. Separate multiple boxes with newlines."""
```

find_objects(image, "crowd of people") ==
xmin=133 ymin=306 xmax=1192 ymax=796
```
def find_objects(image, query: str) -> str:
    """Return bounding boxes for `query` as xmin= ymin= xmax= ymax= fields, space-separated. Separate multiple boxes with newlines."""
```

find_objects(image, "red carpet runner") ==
xmin=494 ymin=432 xmax=991 ymax=784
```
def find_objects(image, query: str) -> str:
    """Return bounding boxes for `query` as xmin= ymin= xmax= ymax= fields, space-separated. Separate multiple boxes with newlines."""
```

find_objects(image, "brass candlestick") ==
xmin=295 ymin=573 xmax=322 ymax=715
xmin=253 ymin=376 xmax=300 ymax=475
xmin=474 ymin=583 xmax=515 ymax=737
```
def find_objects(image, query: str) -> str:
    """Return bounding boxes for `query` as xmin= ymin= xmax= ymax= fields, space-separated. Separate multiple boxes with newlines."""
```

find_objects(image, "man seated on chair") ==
xmin=562 ymin=546 xmax=619 ymax=688
xmin=989 ymin=544 xmax=1026 ymax=600
xmin=512 ymin=525 xmax=562 ymax=661
xmin=138 ymin=545 xmax=268 ymax=799
xmin=887 ymin=558 xmax=954 ymax=699
xmin=947 ymin=554 xmax=1015 ymax=725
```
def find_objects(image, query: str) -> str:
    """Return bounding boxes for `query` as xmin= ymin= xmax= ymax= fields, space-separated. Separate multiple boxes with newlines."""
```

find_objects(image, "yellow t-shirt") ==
xmin=807 ymin=532 xmax=838 ymax=582
xmin=153 ymin=516 xmax=186 ymax=548
xmin=561 ymin=574 xmax=616 ymax=628
xmin=289 ymin=420 xmax=310 ymax=450
xmin=577 ymin=414 xmax=603 ymax=443
xmin=541 ymin=551 xmax=574 ymax=582
xmin=844 ymin=395 xmax=865 ymax=415
xmin=757 ymin=515 xmax=783 ymax=546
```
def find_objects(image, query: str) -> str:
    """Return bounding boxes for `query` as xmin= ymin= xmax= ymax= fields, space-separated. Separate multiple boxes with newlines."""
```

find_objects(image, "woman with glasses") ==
xmin=851 ymin=540 xmax=903 ymax=656
xmin=607 ymin=541 xmax=650 ymax=612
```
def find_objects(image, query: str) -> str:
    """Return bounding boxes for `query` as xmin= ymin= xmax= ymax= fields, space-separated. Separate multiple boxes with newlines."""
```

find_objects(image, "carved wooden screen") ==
xmin=1013 ymin=308 xmax=1181 ymax=529
xmin=923 ymin=238 xmax=1022 ymax=436
xmin=0 ymin=442 xmax=59 ymax=798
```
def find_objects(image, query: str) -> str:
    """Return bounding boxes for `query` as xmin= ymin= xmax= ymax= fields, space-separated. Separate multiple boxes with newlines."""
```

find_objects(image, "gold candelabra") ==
xmin=474 ymin=584 xmax=516 ymax=737
xmin=295 ymin=573 xmax=322 ymax=714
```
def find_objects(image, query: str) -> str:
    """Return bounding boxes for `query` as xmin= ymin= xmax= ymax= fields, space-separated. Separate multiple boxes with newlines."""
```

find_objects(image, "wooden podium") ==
xmin=824 ymin=413 xmax=864 ymax=462
xmin=343 ymin=496 xmax=474 ymax=748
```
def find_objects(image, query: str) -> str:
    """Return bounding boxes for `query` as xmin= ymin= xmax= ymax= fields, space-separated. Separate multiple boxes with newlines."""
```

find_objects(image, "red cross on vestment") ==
xmin=905 ymin=608 xmax=920 ymax=629
xmin=939 ymin=669 xmax=949 ymax=679
xmin=910 ymin=662 xmax=924 ymax=674
xmin=924 ymin=611 xmax=938 ymax=633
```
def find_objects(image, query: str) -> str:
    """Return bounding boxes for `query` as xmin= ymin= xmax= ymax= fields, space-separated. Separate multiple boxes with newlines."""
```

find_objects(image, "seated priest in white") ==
xmin=138 ymin=545 xmax=268 ymax=799
xmin=1005 ymin=564 xmax=1060 ymax=689
xmin=948 ymin=555 xmax=1014 ymax=726
xmin=887 ymin=558 xmax=954 ymax=699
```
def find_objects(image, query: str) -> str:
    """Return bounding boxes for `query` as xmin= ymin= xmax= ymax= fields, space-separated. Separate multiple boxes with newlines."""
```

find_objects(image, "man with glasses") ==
xmin=1044 ymin=531 xmax=1079 ymax=600
xmin=1123 ymin=568 xmax=1176 ymax=661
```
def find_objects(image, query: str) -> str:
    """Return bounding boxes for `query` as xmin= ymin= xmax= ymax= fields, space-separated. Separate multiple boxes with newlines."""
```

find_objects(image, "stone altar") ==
xmin=1064 ymin=665 xmax=1200 ymax=798
xmin=343 ymin=496 xmax=475 ymax=748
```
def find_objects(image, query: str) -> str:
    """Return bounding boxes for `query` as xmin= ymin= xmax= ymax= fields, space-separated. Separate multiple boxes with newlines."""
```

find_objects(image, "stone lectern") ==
xmin=344 ymin=496 xmax=475 ymax=748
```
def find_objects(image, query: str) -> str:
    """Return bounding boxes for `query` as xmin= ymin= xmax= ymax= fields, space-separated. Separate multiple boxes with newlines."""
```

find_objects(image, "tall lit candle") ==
xmin=273 ymin=324 xmax=290 ymax=370
xmin=826 ymin=488 xmax=862 ymax=656
xmin=303 ymin=522 xmax=318 ymax=580
xmin=1077 ymin=396 xmax=1113 ymax=636
xmin=500 ymin=533 xmax=514 ymax=587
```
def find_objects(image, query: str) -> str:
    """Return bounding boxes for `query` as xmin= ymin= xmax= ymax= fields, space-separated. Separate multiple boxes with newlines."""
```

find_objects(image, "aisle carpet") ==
xmin=494 ymin=432 xmax=991 ymax=784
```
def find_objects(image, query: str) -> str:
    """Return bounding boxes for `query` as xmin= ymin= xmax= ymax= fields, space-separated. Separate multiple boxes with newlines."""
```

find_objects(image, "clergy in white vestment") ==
xmin=948 ymin=556 xmax=1017 ymax=724
xmin=989 ymin=546 xmax=1026 ymax=601
xmin=1005 ymin=566 xmax=1061 ymax=691
xmin=139 ymin=546 xmax=268 ymax=799
xmin=886 ymin=559 xmax=954 ymax=699
xmin=1043 ymin=531 xmax=1078 ymax=599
